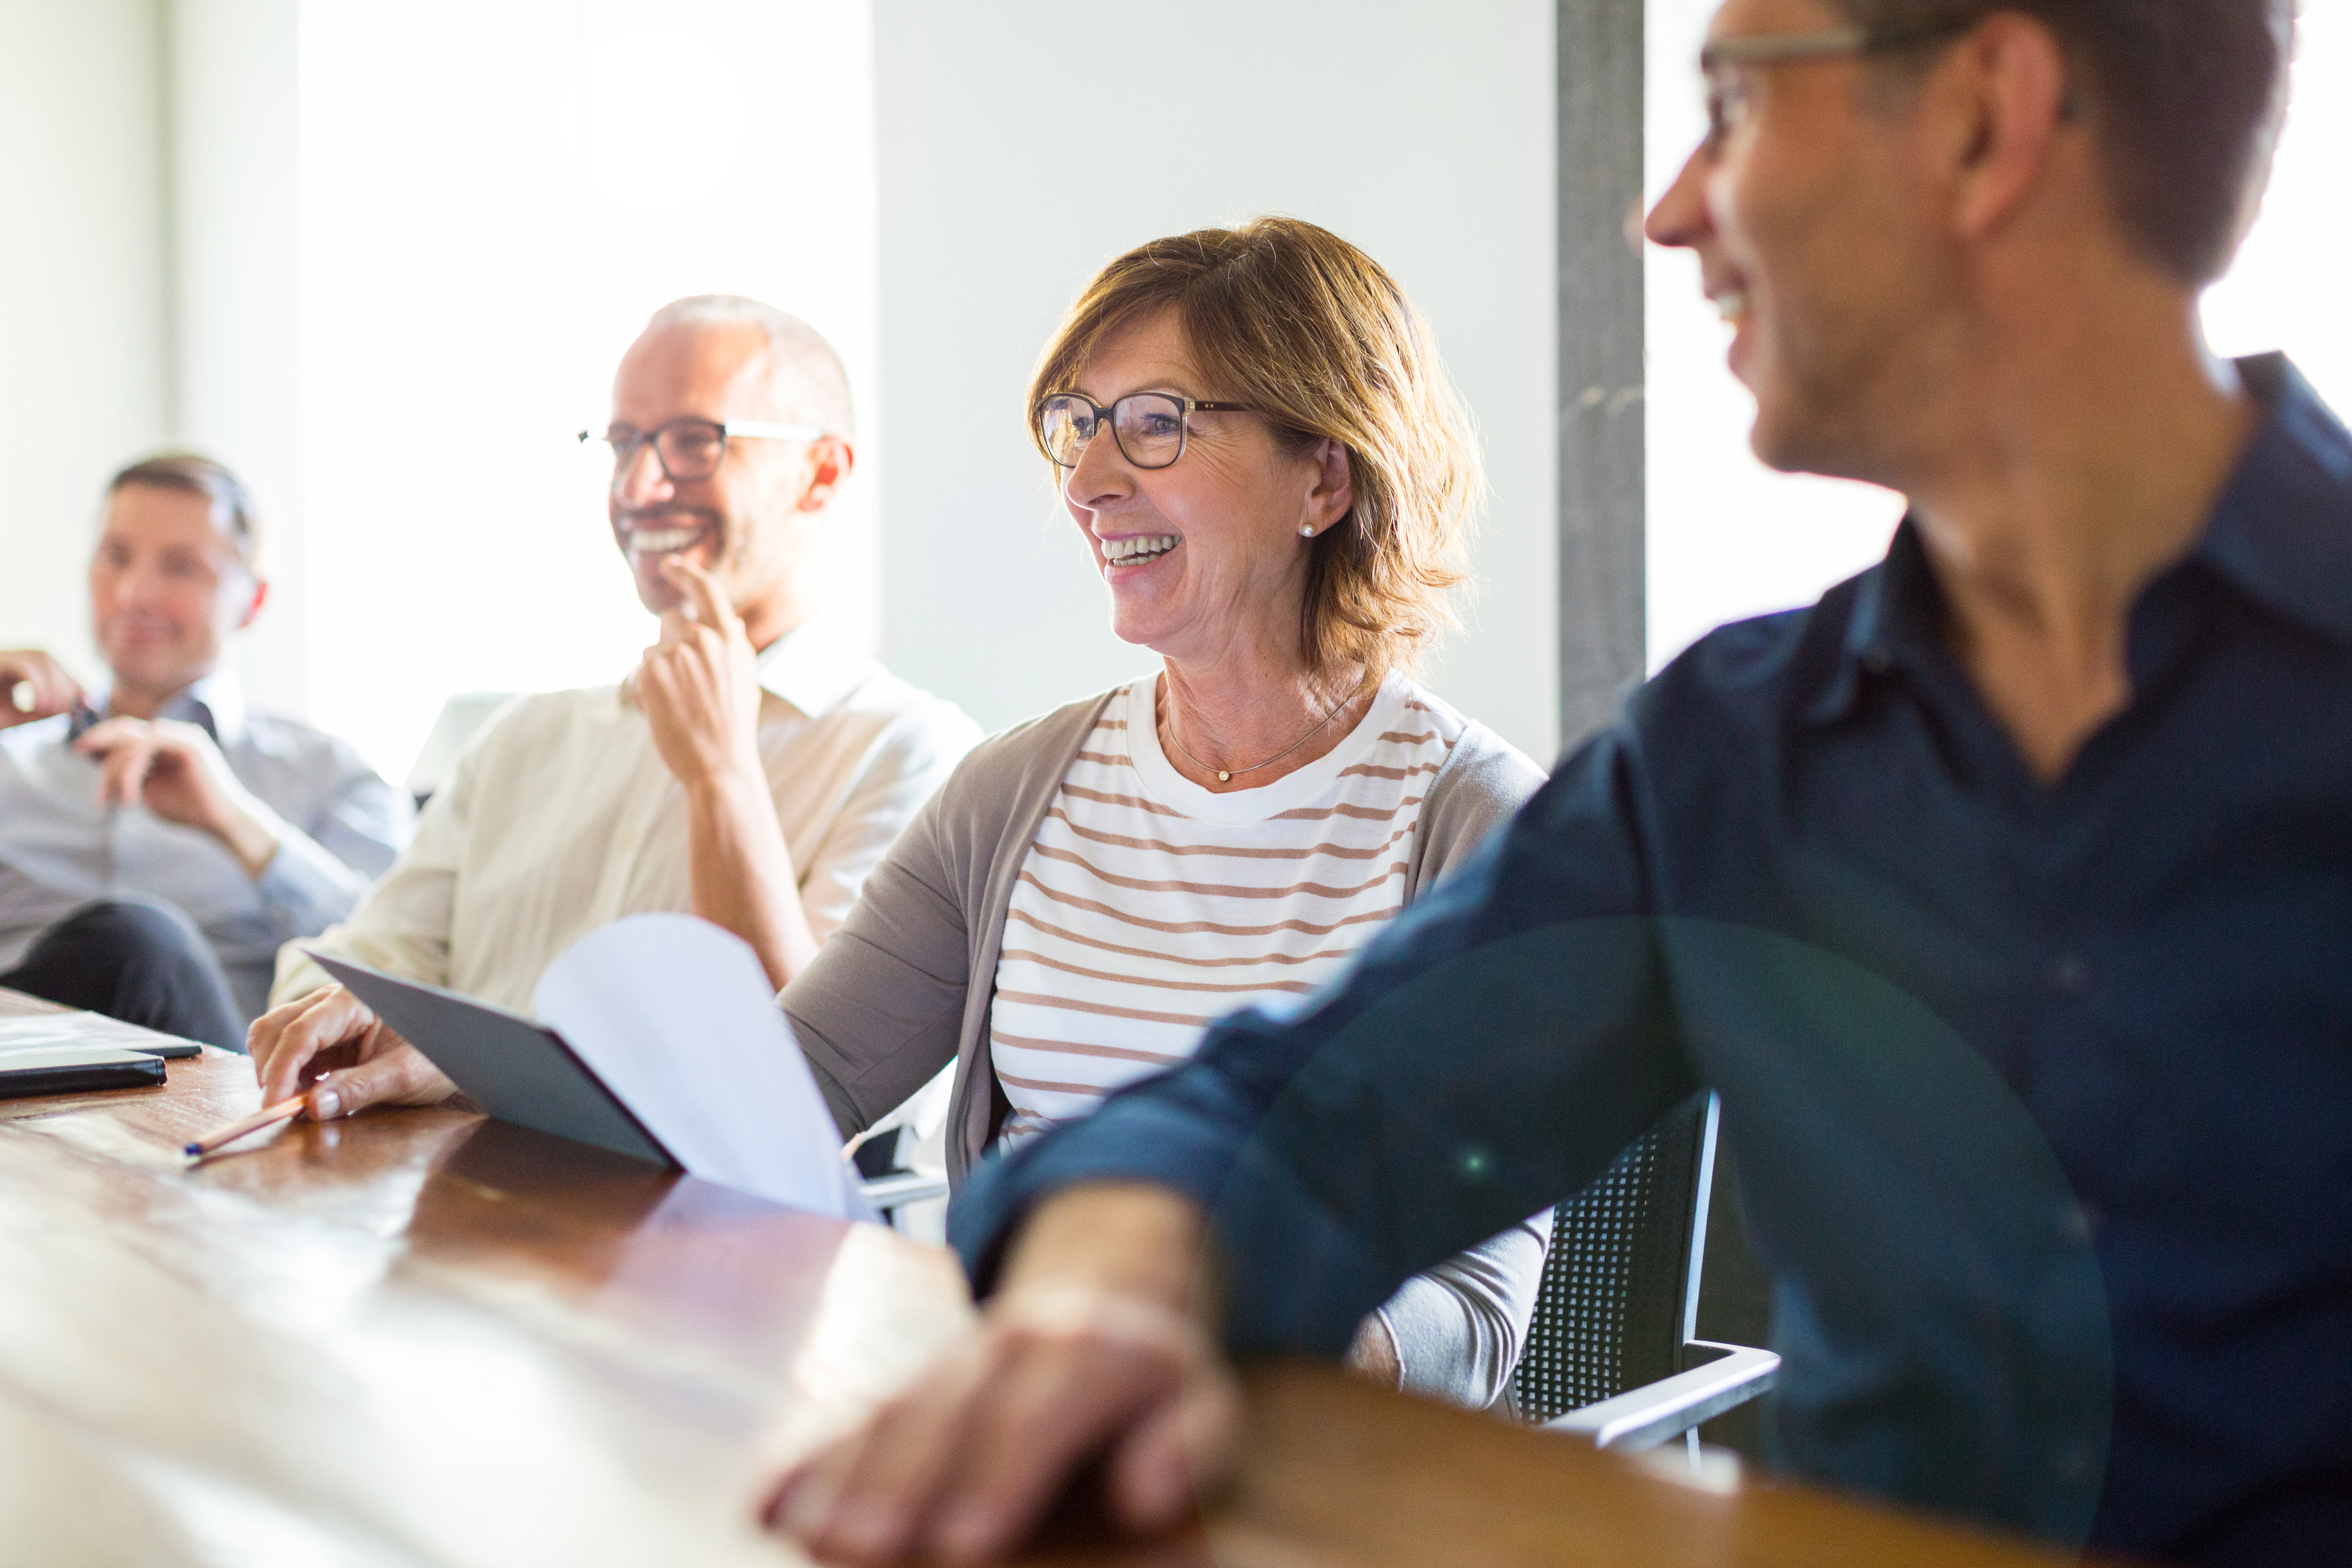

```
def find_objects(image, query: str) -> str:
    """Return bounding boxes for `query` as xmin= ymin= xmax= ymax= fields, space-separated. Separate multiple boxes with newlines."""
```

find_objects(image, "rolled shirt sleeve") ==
xmin=1376 ymin=1209 xmax=1553 ymax=1409
xmin=243 ymin=761 xmax=410 ymax=948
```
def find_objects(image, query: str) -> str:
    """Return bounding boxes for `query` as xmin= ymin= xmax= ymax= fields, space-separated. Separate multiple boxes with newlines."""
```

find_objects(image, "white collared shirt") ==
xmin=0 ymin=672 xmax=413 ymax=1021
xmin=274 ymin=620 xmax=981 ymax=1016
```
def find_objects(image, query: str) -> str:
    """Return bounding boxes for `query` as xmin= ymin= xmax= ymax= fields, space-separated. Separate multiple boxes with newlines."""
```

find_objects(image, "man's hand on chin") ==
xmin=762 ymin=1183 xmax=1242 ymax=1566
xmin=631 ymin=555 xmax=765 ymax=796
xmin=247 ymin=984 xmax=456 ymax=1120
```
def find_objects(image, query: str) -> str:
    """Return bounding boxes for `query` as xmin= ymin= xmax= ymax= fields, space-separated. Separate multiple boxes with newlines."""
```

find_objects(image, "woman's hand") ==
xmin=73 ymin=716 xmax=281 ymax=875
xmin=248 ymin=984 xmax=455 ymax=1119
xmin=763 ymin=1183 xmax=1242 ymax=1564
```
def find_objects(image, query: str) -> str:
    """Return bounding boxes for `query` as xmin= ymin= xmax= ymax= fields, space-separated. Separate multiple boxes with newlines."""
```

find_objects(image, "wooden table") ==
xmin=0 ymin=989 xmax=2079 ymax=1567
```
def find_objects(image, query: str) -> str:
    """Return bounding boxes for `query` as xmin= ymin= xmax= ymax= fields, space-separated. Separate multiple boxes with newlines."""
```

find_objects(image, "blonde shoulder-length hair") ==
xmin=1027 ymin=216 xmax=1482 ymax=681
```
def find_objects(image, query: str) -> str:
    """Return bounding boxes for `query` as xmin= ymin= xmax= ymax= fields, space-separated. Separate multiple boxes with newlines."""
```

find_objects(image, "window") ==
xmin=297 ymin=0 xmax=879 ymax=780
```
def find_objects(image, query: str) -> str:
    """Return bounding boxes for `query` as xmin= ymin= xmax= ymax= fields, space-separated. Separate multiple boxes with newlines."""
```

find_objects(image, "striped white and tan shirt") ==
xmin=990 ymin=671 xmax=1451 ymax=1138
xmin=984 ymin=673 xmax=1551 ymax=1410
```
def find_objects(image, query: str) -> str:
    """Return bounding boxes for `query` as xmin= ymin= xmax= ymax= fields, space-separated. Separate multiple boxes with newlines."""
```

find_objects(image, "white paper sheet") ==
xmin=531 ymin=913 xmax=875 ymax=1223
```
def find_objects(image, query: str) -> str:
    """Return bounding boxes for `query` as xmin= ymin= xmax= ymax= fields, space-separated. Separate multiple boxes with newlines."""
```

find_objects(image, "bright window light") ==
xmin=2202 ymin=1 xmax=2352 ymax=410
xmin=296 ymin=0 xmax=878 ymax=784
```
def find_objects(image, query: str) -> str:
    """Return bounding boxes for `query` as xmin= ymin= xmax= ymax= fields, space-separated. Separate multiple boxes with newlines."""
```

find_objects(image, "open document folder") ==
xmin=308 ymin=914 xmax=873 ymax=1222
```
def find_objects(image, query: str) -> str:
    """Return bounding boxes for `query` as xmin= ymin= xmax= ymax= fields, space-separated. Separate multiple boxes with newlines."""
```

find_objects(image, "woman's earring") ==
xmin=1299 ymin=523 xmax=1316 ymax=537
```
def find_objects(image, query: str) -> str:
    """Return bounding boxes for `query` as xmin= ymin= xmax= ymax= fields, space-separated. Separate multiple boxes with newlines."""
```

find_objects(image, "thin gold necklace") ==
xmin=1158 ymin=673 xmax=1373 ymax=785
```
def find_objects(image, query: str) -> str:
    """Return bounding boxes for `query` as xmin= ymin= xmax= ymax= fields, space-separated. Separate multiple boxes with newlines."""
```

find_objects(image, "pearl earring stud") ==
xmin=1299 ymin=523 xmax=1315 ymax=537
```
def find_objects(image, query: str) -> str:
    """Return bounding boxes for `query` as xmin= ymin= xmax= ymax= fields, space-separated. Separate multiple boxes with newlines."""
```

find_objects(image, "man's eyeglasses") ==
xmin=1035 ymin=392 xmax=1257 ymax=472
xmin=580 ymin=417 xmax=825 ymax=485
xmin=1699 ymin=18 xmax=1974 ymax=152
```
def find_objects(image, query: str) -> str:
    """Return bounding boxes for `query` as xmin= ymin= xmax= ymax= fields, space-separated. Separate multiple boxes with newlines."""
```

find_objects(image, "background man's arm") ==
xmin=242 ymin=741 xmax=414 ymax=945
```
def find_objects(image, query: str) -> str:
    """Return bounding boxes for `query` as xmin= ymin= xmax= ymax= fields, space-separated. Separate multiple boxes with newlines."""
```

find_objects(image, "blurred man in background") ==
xmin=0 ymin=454 xmax=411 ymax=1050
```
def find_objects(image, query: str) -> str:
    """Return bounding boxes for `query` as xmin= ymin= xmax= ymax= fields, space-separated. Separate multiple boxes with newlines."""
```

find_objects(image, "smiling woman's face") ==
xmin=1060 ymin=310 xmax=1346 ymax=669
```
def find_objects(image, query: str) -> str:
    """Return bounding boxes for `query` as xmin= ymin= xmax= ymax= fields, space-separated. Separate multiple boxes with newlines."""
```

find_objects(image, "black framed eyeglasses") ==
xmin=1698 ymin=17 xmax=1975 ymax=151
xmin=579 ymin=416 xmax=825 ymax=484
xmin=1035 ymin=391 xmax=1257 ymax=471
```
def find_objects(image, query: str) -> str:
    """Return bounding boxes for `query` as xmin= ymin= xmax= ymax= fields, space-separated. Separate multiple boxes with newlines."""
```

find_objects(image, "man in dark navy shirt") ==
xmin=769 ymin=2 xmax=2337 ymax=1564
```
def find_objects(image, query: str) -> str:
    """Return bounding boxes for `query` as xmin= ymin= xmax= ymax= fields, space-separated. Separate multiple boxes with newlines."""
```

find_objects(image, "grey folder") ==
xmin=307 ymin=950 xmax=677 ymax=1169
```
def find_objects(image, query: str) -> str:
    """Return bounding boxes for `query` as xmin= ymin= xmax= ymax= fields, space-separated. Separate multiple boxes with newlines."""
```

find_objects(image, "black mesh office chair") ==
xmin=1512 ymin=1093 xmax=1779 ymax=1454
xmin=850 ymin=1128 xmax=950 ymax=1231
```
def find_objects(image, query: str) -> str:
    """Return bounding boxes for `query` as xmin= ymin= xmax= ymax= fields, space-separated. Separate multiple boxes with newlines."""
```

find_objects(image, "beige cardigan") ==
xmin=786 ymin=685 xmax=1546 ymax=1182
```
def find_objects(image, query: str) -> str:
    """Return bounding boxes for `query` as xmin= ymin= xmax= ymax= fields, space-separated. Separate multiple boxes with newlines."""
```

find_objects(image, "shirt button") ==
xmin=2053 ymin=1441 xmax=2101 ymax=1487
xmin=1860 ymin=650 xmax=1894 ymax=676
xmin=2046 ymin=953 xmax=2091 ymax=996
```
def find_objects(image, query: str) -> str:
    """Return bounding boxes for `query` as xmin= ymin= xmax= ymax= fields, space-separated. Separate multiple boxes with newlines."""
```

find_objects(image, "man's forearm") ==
xmin=212 ymin=798 xmax=284 ymax=879
xmin=1001 ymin=1182 xmax=1213 ymax=1311
xmin=684 ymin=765 xmax=817 ymax=989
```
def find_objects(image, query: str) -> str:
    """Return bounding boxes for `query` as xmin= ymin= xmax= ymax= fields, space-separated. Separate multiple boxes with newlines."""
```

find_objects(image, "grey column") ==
xmin=1556 ymin=0 xmax=1646 ymax=753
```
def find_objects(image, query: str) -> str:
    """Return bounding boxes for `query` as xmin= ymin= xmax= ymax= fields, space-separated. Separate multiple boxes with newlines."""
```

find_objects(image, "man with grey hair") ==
xmin=250 ymin=297 xmax=979 ymax=1130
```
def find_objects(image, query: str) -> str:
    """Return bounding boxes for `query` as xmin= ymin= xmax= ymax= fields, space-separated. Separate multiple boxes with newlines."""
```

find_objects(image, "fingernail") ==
xmin=313 ymin=1087 xmax=342 ymax=1120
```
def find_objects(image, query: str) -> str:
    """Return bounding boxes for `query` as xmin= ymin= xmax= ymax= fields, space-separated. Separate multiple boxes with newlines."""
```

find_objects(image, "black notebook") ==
xmin=0 ymin=1045 xmax=166 ymax=1099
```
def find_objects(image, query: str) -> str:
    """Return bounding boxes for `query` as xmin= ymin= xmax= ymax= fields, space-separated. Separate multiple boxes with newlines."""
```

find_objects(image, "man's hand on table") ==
xmin=765 ymin=1183 xmax=1243 ymax=1565
xmin=74 ymin=716 xmax=283 ymax=877
xmin=1 ymin=648 xmax=82 ymax=728
xmin=248 ymin=984 xmax=455 ymax=1120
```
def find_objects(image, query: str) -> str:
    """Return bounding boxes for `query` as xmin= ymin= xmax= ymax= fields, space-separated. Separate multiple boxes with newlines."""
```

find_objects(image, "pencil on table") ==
xmin=183 ymin=1094 xmax=309 ymax=1160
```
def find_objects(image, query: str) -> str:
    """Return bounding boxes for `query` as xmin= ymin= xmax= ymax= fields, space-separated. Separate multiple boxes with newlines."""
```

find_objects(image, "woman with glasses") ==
xmin=786 ymin=216 xmax=1549 ymax=1408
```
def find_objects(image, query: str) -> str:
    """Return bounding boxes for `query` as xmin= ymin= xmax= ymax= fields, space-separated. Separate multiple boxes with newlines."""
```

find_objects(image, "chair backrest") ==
xmin=1510 ymin=1093 xmax=1716 ymax=1423
xmin=405 ymin=693 xmax=519 ymax=806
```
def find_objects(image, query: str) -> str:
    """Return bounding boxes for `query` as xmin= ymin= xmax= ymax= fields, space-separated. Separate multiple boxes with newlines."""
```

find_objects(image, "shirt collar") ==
xmin=86 ymin=668 xmax=247 ymax=744
xmin=1800 ymin=520 xmax=1942 ymax=727
xmin=1803 ymin=352 xmax=2352 ymax=727
xmin=753 ymin=617 xmax=875 ymax=721
xmin=2182 ymin=353 xmax=2352 ymax=649
xmin=170 ymin=670 xmax=248 ymax=744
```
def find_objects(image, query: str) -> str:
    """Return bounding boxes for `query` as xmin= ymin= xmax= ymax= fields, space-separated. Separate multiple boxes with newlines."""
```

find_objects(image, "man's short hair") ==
xmin=105 ymin=452 xmax=263 ymax=576
xmin=1833 ymin=1 xmax=2292 ymax=284
xmin=642 ymin=295 xmax=855 ymax=439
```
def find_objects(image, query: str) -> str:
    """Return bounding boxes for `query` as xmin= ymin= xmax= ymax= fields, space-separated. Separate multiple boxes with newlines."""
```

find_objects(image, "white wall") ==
xmin=291 ymin=0 xmax=881 ymax=782
xmin=872 ymin=1 xmax=1562 ymax=764
xmin=0 ymin=0 xmax=171 ymax=687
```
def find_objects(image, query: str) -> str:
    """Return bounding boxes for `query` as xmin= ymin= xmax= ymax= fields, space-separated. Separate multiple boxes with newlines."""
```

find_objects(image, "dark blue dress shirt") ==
xmin=951 ymin=356 xmax=2352 ymax=1566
